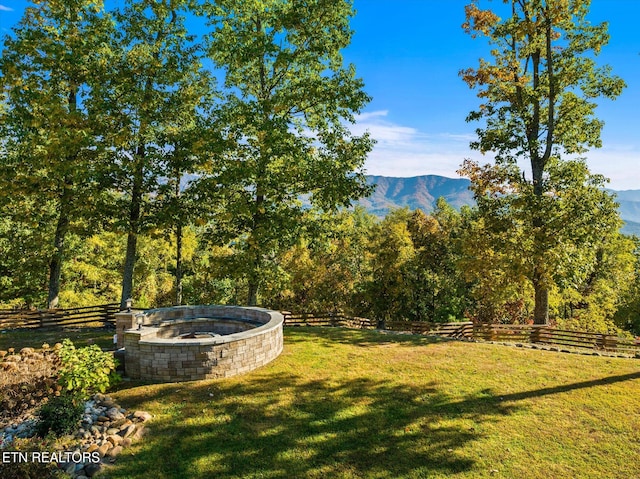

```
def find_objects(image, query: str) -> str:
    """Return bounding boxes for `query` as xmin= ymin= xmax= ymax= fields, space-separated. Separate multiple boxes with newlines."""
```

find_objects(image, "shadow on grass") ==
xmin=103 ymin=329 xmax=640 ymax=478
xmin=0 ymin=325 xmax=115 ymax=351
xmin=283 ymin=326 xmax=456 ymax=348
xmin=106 ymin=375 xmax=517 ymax=478
xmin=493 ymin=371 xmax=640 ymax=402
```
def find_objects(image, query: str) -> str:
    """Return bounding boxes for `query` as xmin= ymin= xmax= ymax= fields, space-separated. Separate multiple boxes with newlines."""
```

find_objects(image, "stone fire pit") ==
xmin=115 ymin=306 xmax=284 ymax=382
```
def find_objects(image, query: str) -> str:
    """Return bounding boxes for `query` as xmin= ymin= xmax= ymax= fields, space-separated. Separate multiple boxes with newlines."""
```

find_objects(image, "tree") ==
xmin=459 ymin=157 xmax=631 ymax=327
xmin=461 ymin=0 xmax=625 ymax=323
xmin=153 ymin=97 xmax=218 ymax=306
xmin=200 ymin=0 xmax=373 ymax=305
xmin=91 ymin=0 xmax=215 ymax=307
xmin=614 ymin=237 xmax=640 ymax=335
xmin=0 ymin=0 xmax=112 ymax=308
xmin=406 ymin=200 xmax=472 ymax=322
xmin=364 ymin=209 xmax=415 ymax=325
xmin=265 ymin=207 xmax=375 ymax=314
xmin=0 ymin=191 xmax=56 ymax=307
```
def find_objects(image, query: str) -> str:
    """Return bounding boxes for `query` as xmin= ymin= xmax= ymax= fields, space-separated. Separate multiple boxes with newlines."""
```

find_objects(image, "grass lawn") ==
xmin=81 ymin=327 xmax=640 ymax=479
xmin=0 ymin=324 xmax=115 ymax=351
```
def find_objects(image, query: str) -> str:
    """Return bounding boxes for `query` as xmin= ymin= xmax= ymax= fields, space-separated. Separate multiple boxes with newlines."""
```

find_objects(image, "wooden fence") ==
xmin=0 ymin=303 xmax=121 ymax=329
xmin=2 ymin=306 xmax=637 ymax=356
xmin=283 ymin=312 xmax=640 ymax=356
xmin=282 ymin=311 xmax=375 ymax=329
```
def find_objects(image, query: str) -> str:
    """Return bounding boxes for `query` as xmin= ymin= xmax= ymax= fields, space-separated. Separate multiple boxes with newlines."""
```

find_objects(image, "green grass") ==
xmin=82 ymin=327 xmax=640 ymax=479
xmin=0 ymin=325 xmax=115 ymax=351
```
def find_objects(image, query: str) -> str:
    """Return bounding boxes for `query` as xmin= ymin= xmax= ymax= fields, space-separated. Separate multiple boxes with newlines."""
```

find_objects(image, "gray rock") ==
xmin=107 ymin=434 xmax=123 ymax=446
xmin=97 ymin=442 xmax=111 ymax=457
xmin=132 ymin=425 xmax=146 ymax=441
xmin=121 ymin=424 xmax=137 ymax=438
xmin=84 ymin=463 xmax=102 ymax=477
xmin=107 ymin=445 xmax=123 ymax=458
xmin=106 ymin=407 xmax=125 ymax=421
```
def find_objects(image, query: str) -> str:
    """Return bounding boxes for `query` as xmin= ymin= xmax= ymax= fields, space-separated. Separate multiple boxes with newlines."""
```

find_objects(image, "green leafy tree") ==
xmin=92 ymin=0 xmax=214 ymax=307
xmin=459 ymin=158 xmax=631 ymax=328
xmin=364 ymin=208 xmax=415 ymax=325
xmin=554 ymin=229 xmax=635 ymax=333
xmin=461 ymin=0 xmax=625 ymax=323
xmin=614 ymin=237 xmax=640 ymax=335
xmin=406 ymin=200 xmax=471 ymax=322
xmin=265 ymin=207 xmax=375 ymax=314
xmin=0 ymin=0 xmax=112 ymax=308
xmin=200 ymin=0 xmax=373 ymax=305
xmin=0 ymin=193 xmax=56 ymax=307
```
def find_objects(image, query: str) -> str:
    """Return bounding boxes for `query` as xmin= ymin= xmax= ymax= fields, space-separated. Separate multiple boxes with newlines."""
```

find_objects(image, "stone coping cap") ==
xmin=124 ymin=307 xmax=283 ymax=346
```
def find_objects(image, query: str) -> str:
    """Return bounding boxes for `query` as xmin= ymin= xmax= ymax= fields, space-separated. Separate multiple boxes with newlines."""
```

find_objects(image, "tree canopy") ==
xmin=198 ymin=0 xmax=373 ymax=305
xmin=461 ymin=0 xmax=627 ymax=324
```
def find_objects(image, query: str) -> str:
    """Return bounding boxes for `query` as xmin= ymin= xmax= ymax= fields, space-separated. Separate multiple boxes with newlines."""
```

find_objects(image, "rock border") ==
xmin=0 ymin=393 xmax=152 ymax=478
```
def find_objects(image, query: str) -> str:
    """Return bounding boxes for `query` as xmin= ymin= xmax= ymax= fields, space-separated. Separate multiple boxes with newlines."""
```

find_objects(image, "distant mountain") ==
xmin=361 ymin=175 xmax=640 ymax=236
xmin=358 ymin=175 xmax=474 ymax=216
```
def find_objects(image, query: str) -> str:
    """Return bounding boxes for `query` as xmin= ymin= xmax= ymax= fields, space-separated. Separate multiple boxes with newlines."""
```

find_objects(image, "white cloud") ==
xmin=354 ymin=110 xmax=480 ymax=179
xmin=354 ymin=110 xmax=640 ymax=190
xmin=0 ymin=5 xmax=13 ymax=11
xmin=584 ymin=146 xmax=640 ymax=191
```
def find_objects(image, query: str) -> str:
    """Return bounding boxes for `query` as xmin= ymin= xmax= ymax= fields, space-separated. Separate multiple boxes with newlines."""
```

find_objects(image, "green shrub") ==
xmin=35 ymin=392 xmax=84 ymax=438
xmin=57 ymin=338 xmax=119 ymax=398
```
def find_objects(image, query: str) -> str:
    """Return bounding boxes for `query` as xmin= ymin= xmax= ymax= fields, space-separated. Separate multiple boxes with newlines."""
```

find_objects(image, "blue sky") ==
xmin=1 ymin=1 xmax=639 ymax=189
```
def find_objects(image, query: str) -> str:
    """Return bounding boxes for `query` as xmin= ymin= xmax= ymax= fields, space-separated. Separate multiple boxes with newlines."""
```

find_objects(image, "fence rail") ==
xmin=2 ymin=307 xmax=637 ymax=356
xmin=282 ymin=311 xmax=375 ymax=329
xmin=283 ymin=312 xmax=640 ymax=356
xmin=0 ymin=303 xmax=121 ymax=329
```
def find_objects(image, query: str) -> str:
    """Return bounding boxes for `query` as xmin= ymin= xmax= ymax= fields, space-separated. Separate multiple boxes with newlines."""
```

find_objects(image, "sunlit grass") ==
xmin=25 ymin=327 xmax=640 ymax=478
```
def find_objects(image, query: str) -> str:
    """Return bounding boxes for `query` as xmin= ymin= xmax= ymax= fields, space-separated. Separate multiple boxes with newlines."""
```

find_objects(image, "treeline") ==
xmin=0 ymin=0 xmax=372 ymax=309
xmin=2 ymin=0 xmax=639 ymax=336
xmin=2 ymin=196 xmax=639 ymax=335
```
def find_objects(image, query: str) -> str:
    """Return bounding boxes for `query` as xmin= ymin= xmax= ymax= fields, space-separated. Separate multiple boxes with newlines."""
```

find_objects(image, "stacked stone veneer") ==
xmin=120 ymin=306 xmax=283 ymax=382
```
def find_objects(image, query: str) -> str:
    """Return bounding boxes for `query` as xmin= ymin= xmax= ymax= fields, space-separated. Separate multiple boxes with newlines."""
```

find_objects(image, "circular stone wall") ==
xmin=122 ymin=306 xmax=284 ymax=382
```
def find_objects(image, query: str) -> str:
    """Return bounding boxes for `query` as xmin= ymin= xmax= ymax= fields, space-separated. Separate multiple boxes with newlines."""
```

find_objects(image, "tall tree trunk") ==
xmin=530 ymin=11 xmax=556 ymax=326
xmin=120 ymin=230 xmax=138 ymax=309
xmin=175 ymin=219 xmax=183 ymax=306
xmin=247 ymin=279 xmax=258 ymax=307
xmin=120 ymin=151 xmax=144 ymax=308
xmin=47 ymin=191 xmax=71 ymax=309
xmin=246 ymin=188 xmax=264 ymax=306
xmin=533 ymin=268 xmax=549 ymax=325
xmin=173 ymin=171 xmax=183 ymax=306
xmin=48 ymin=83 xmax=79 ymax=309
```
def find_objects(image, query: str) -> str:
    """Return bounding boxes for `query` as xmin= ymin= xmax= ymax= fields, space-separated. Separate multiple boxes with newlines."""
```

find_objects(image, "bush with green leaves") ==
xmin=35 ymin=392 xmax=84 ymax=438
xmin=57 ymin=338 xmax=118 ymax=398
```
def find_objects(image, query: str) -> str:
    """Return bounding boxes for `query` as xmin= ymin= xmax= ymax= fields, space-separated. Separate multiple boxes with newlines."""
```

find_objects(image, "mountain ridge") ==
xmin=360 ymin=174 xmax=640 ymax=235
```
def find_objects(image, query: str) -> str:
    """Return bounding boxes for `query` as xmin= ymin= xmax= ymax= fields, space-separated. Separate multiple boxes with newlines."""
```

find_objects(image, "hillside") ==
xmin=358 ymin=175 xmax=474 ymax=216
xmin=362 ymin=175 xmax=640 ymax=235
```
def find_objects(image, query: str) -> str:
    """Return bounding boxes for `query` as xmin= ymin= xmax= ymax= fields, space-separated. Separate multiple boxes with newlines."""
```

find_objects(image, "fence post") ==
xmin=600 ymin=334 xmax=617 ymax=351
xmin=102 ymin=304 xmax=110 ymax=327
xmin=531 ymin=325 xmax=544 ymax=344
xmin=490 ymin=324 xmax=497 ymax=342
